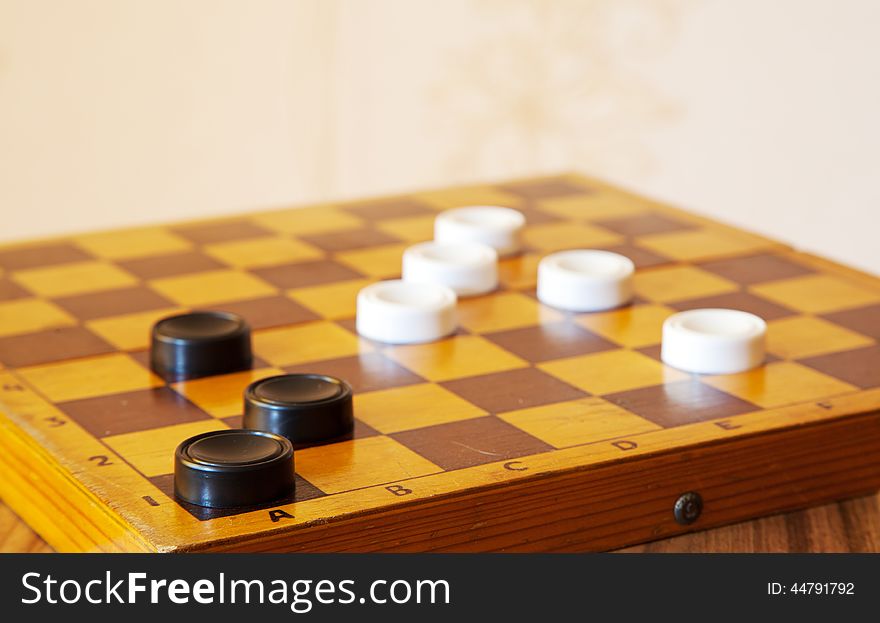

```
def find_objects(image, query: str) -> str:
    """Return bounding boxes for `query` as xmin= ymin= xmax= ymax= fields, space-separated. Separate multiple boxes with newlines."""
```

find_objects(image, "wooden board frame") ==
xmin=2 ymin=380 xmax=880 ymax=551
xmin=0 ymin=173 xmax=878 ymax=552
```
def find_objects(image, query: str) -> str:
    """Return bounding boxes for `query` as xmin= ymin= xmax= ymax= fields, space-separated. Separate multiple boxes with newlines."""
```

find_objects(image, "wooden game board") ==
xmin=1 ymin=173 xmax=879 ymax=552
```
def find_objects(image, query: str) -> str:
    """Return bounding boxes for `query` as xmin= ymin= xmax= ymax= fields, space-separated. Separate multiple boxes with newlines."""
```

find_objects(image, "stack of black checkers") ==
xmin=150 ymin=311 xmax=354 ymax=509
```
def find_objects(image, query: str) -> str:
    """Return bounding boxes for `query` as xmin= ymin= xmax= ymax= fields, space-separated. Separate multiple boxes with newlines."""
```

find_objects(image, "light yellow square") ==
xmin=497 ymin=253 xmax=542 ymax=290
xmin=385 ymin=335 xmax=528 ymax=382
xmin=75 ymin=228 xmax=192 ymax=260
xmin=633 ymin=265 xmax=739 ymax=303
xmin=253 ymin=321 xmax=368 ymax=367
xmin=335 ymin=243 xmax=409 ymax=278
xmin=416 ymin=186 xmax=523 ymax=210
xmin=12 ymin=261 xmax=138 ymax=298
xmin=522 ymin=222 xmax=623 ymax=251
xmin=766 ymin=316 xmax=874 ymax=360
xmin=103 ymin=420 xmax=229 ymax=477
xmin=171 ymin=367 xmax=284 ymax=418
xmin=458 ymin=292 xmax=562 ymax=333
xmin=540 ymin=349 xmax=687 ymax=395
xmin=498 ymin=397 xmax=661 ymax=448
xmin=0 ymin=298 xmax=76 ymax=338
xmin=637 ymin=228 xmax=773 ymax=262
xmin=203 ymin=236 xmax=323 ymax=269
xmin=87 ymin=307 xmax=184 ymax=350
xmin=751 ymin=274 xmax=880 ymax=314
xmin=295 ymin=436 xmax=441 ymax=494
xmin=287 ymin=279 xmax=375 ymax=320
xmin=355 ymin=383 xmax=486 ymax=434
xmin=576 ymin=303 xmax=674 ymax=348
xmin=253 ymin=206 xmax=364 ymax=235
xmin=703 ymin=361 xmax=857 ymax=409
xmin=375 ymin=215 xmax=435 ymax=242
xmin=18 ymin=353 xmax=163 ymax=402
xmin=149 ymin=269 xmax=277 ymax=306
xmin=538 ymin=193 xmax=652 ymax=221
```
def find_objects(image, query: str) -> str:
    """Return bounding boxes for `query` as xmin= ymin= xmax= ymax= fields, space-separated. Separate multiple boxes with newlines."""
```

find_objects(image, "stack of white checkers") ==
xmin=356 ymin=206 xmax=522 ymax=344
xmin=355 ymin=205 xmax=768 ymax=376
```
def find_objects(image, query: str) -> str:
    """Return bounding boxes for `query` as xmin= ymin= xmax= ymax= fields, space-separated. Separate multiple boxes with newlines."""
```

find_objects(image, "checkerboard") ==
xmin=1 ymin=173 xmax=879 ymax=552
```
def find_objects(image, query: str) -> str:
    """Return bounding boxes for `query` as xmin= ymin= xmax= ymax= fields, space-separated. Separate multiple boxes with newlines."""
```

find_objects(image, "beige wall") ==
xmin=1 ymin=0 xmax=877 ymax=273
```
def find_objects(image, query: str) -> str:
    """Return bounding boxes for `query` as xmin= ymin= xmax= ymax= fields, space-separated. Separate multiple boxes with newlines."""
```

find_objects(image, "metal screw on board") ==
xmin=673 ymin=492 xmax=703 ymax=525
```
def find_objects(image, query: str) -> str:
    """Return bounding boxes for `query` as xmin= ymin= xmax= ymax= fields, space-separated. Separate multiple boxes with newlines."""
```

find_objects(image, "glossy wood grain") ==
xmin=0 ymin=502 xmax=53 ymax=553
xmin=3 ymin=495 xmax=878 ymax=553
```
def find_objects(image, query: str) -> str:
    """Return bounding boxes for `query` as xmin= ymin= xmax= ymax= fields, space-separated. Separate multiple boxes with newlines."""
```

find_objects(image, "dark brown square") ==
xmin=800 ymin=344 xmax=880 ymax=389
xmin=596 ymin=243 xmax=674 ymax=269
xmin=284 ymin=352 xmax=424 ymax=394
xmin=59 ymin=387 xmax=212 ymax=438
xmin=252 ymin=260 xmax=364 ymax=290
xmin=173 ymin=221 xmax=272 ymax=244
xmin=498 ymin=178 xmax=592 ymax=199
xmin=594 ymin=213 xmax=697 ymax=236
xmin=699 ymin=253 xmax=815 ymax=285
xmin=441 ymin=367 xmax=587 ymax=413
xmin=127 ymin=349 xmax=154 ymax=372
xmin=484 ymin=322 xmax=617 ymax=363
xmin=300 ymin=228 xmax=401 ymax=252
xmin=296 ymin=474 xmax=328 ymax=501
xmin=516 ymin=207 xmax=563 ymax=225
xmin=391 ymin=416 xmax=552 ymax=471
xmin=352 ymin=418 xmax=381 ymax=440
xmin=0 ymin=278 xmax=30 ymax=301
xmin=295 ymin=419 xmax=381 ymax=450
xmin=221 ymin=415 xmax=243 ymax=428
xmin=149 ymin=473 xmax=325 ymax=522
xmin=342 ymin=198 xmax=436 ymax=220
xmin=634 ymin=344 xmax=663 ymax=361
xmin=604 ymin=380 xmax=757 ymax=428
xmin=128 ymin=349 xmax=151 ymax=371
xmin=822 ymin=304 xmax=880 ymax=340
xmin=118 ymin=251 xmax=225 ymax=279
xmin=207 ymin=296 xmax=319 ymax=330
xmin=0 ymin=326 xmax=115 ymax=367
xmin=0 ymin=243 xmax=93 ymax=270
xmin=671 ymin=291 xmax=795 ymax=321
xmin=54 ymin=286 xmax=175 ymax=321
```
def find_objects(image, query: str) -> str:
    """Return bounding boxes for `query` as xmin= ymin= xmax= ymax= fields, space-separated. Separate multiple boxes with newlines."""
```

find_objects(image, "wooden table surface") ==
xmin=3 ymin=493 xmax=879 ymax=553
